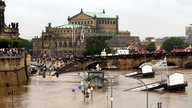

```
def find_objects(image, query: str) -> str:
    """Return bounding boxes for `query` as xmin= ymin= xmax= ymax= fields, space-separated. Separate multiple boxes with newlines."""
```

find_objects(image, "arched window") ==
xmin=69 ymin=41 xmax=72 ymax=47
xmin=55 ymin=42 xmax=57 ymax=47
xmin=59 ymin=42 xmax=62 ymax=48
xmin=63 ymin=41 xmax=67 ymax=47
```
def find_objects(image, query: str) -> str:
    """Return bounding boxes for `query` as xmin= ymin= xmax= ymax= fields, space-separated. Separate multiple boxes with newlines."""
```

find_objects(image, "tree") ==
xmin=83 ymin=36 xmax=111 ymax=55
xmin=0 ymin=38 xmax=32 ymax=50
xmin=162 ymin=37 xmax=188 ymax=52
xmin=19 ymin=38 xmax=32 ymax=51
xmin=145 ymin=42 xmax=156 ymax=52
xmin=0 ymin=39 xmax=9 ymax=48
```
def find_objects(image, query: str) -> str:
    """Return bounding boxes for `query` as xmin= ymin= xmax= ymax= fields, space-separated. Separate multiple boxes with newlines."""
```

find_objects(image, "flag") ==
xmin=80 ymin=28 xmax=84 ymax=43
xmin=96 ymin=64 xmax=101 ymax=71
xmin=71 ymin=26 xmax=76 ymax=43
xmin=72 ymin=27 xmax=74 ymax=43
xmin=74 ymin=27 xmax=76 ymax=42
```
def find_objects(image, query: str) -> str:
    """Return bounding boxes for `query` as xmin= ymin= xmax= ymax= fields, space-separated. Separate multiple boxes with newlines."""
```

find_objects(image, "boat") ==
xmin=125 ymin=71 xmax=142 ymax=77
xmin=139 ymin=59 xmax=178 ymax=71
xmin=125 ymin=57 xmax=188 ymax=92
xmin=124 ymin=72 xmax=188 ymax=92
xmin=141 ymin=65 xmax=155 ymax=78
xmin=164 ymin=72 xmax=188 ymax=91
xmin=84 ymin=71 xmax=108 ymax=89
xmin=125 ymin=65 xmax=154 ymax=78
xmin=124 ymin=80 xmax=166 ymax=91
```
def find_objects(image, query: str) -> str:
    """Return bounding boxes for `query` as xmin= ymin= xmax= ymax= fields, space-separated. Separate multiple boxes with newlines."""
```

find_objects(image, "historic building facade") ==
xmin=0 ymin=0 xmax=19 ymax=39
xmin=32 ymin=9 xmax=139 ymax=57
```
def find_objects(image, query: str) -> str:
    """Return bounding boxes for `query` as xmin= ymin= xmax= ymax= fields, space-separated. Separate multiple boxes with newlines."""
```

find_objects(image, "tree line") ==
xmin=83 ymin=36 xmax=189 ymax=55
xmin=145 ymin=37 xmax=189 ymax=52
xmin=0 ymin=38 xmax=32 ymax=51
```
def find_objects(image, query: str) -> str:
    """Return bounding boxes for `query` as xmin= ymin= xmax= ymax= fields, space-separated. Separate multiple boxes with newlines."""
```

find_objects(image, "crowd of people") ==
xmin=0 ymin=48 xmax=25 ymax=56
xmin=31 ymin=55 xmax=75 ymax=74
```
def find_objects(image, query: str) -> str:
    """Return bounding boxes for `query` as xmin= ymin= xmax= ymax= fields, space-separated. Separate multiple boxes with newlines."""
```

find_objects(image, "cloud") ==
xmin=4 ymin=0 xmax=192 ymax=39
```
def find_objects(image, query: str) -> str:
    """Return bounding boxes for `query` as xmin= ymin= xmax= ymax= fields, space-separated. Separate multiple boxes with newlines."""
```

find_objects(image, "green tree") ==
xmin=162 ymin=37 xmax=188 ymax=52
xmin=0 ymin=38 xmax=32 ymax=50
xmin=0 ymin=39 xmax=9 ymax=48
xmin=19 ymin=38 xmax=32 ymax=51
xmin=83 ymin=36 xmax=111 ymax=55
xmin=12 ymin=40 xmax=23 ymax=47
xmin=145 ymin=42 xmax=156 ymax=52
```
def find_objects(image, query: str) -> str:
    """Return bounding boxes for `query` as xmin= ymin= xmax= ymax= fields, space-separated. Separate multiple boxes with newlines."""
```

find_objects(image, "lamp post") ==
xmin=104 ymin=72 xmax=113 ymax=108
xmin=90 ymin=87 xmax=93 ymax=101
xmin=134 ymin=77 xmax=148 ymax=108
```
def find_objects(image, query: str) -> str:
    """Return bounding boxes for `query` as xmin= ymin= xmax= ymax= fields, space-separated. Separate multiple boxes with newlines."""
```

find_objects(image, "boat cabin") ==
xmin=141 ymin=65 xmax=155 ymax=78
xmin=85 ymin=71 xmax=108 ymax=88
xmin=167 ymin=73 xmax=185 ymax=85
xmin=165 ymin=72 xmax=188 ymax=91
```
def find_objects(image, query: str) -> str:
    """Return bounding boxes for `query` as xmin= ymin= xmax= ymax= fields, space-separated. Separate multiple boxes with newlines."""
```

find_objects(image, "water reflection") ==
xmin=0 ymin=69 xmax=191 ymax=108
xmin=0 ymin=84 xmax=29 ymax=108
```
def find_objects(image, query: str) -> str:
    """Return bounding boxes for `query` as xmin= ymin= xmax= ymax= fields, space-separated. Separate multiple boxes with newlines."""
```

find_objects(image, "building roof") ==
xmin=84 ymin=12 xmax=116 ymax=19
xmin=107 ymin=36 xmax=131 ymax=47
xmin=53 ymin=24 xmax=91 ymax=29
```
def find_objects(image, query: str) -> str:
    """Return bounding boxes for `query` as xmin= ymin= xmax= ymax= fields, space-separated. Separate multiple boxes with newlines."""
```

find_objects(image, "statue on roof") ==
xmin=103 ymin=9 xmax=105 ymax=14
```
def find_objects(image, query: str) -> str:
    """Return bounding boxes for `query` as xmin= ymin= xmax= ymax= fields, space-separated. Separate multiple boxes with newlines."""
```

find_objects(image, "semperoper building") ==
xmin=32 ymin=9 xmax=139 ymax=58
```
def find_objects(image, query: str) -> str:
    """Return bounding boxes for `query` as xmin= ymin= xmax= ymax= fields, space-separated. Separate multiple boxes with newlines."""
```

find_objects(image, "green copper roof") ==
xmin=84 ymin=12 xmax=116 ymax=19
xmin=54 ymin=24 xmax=91 ymax=29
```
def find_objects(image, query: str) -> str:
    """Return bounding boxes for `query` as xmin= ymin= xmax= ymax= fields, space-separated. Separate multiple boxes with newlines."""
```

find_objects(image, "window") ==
xmin=59 ymin=42 xmax=62 ymax=48
xmin=63 ymin=41 xmax=67 ymax=47
xmin=55 ymin=42 xmax=57 ymax=47
xmin=69 ymin=41 xmax=72 ymax=47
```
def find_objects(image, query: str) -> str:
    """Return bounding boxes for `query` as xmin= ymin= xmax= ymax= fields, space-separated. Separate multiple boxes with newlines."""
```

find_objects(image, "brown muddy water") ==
xmin=0 ymin=69 xmax=192 ymax=108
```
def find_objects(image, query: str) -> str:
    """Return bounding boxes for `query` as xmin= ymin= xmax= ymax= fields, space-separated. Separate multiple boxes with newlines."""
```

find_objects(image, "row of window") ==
xmin=71 ymin=20 xmax=116 ymax=25
xmin=97 ymin=20 xmax=116 ymax=24
xmin=71 ymin=21 xmax=94 ymax=25
xmin=55 ymin=41 xmax=78 ymax=48
xmin=34 ymin=41 xmax=80 ymax=47
xmin=53 ymin=29 xmax=92 ymax=33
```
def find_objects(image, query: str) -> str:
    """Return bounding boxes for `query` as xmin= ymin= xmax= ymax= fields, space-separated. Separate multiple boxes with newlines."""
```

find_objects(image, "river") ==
xmin=0 ymin=69 xmax=191 ymax=108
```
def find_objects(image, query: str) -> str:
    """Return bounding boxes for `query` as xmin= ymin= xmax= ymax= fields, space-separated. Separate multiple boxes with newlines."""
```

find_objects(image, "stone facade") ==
xmin=0 ymin=0 xmax=19 ymax=39
xmin=0 ymin=54 xmax=31 ymax=86
xmin=32 ymin=9 xmax=139 ymax=57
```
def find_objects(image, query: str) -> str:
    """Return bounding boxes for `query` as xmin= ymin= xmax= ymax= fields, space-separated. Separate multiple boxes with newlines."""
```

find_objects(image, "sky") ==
xmin=4 ymin=0 xmax=192 ymax=40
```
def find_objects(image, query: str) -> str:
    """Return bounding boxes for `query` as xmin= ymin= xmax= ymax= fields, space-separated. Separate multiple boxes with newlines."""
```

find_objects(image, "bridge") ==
xmin=57 ymin=52 xmax=192 ymax=74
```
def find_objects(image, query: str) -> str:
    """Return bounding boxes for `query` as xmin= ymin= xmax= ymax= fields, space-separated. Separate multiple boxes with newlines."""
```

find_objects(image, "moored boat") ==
xmin=141 ymin=65 xmax=155 ymax=78
xmin=164 ymin=72 xmax=188 ymax=91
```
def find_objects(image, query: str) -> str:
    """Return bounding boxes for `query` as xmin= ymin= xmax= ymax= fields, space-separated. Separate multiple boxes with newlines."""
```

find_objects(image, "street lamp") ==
xmin=104 ymin=72 xmax=113 ymax=108
xmin=90 ymin=87 xmax=93 ymax=101
xmin=133 ymin=77 xmax=148 ymax=108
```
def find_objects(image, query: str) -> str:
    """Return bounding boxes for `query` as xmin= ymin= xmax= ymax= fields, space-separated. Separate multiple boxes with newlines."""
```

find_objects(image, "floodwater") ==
xmin=0 ymin=69 xmax=192 ymax=108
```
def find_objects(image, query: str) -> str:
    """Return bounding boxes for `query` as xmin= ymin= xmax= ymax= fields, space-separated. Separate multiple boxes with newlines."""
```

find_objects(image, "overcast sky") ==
xmin=4 ymin=0 xmax=192 ymax=40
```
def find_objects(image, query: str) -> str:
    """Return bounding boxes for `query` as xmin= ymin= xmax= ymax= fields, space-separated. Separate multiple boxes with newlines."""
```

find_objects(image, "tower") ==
xmin=0 ymin=0 xmax=5 ymax=32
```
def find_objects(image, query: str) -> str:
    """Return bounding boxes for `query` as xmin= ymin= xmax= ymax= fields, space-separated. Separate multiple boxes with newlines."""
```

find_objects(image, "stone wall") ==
xmin=0 ymin=54 xmax=31 ymax=86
